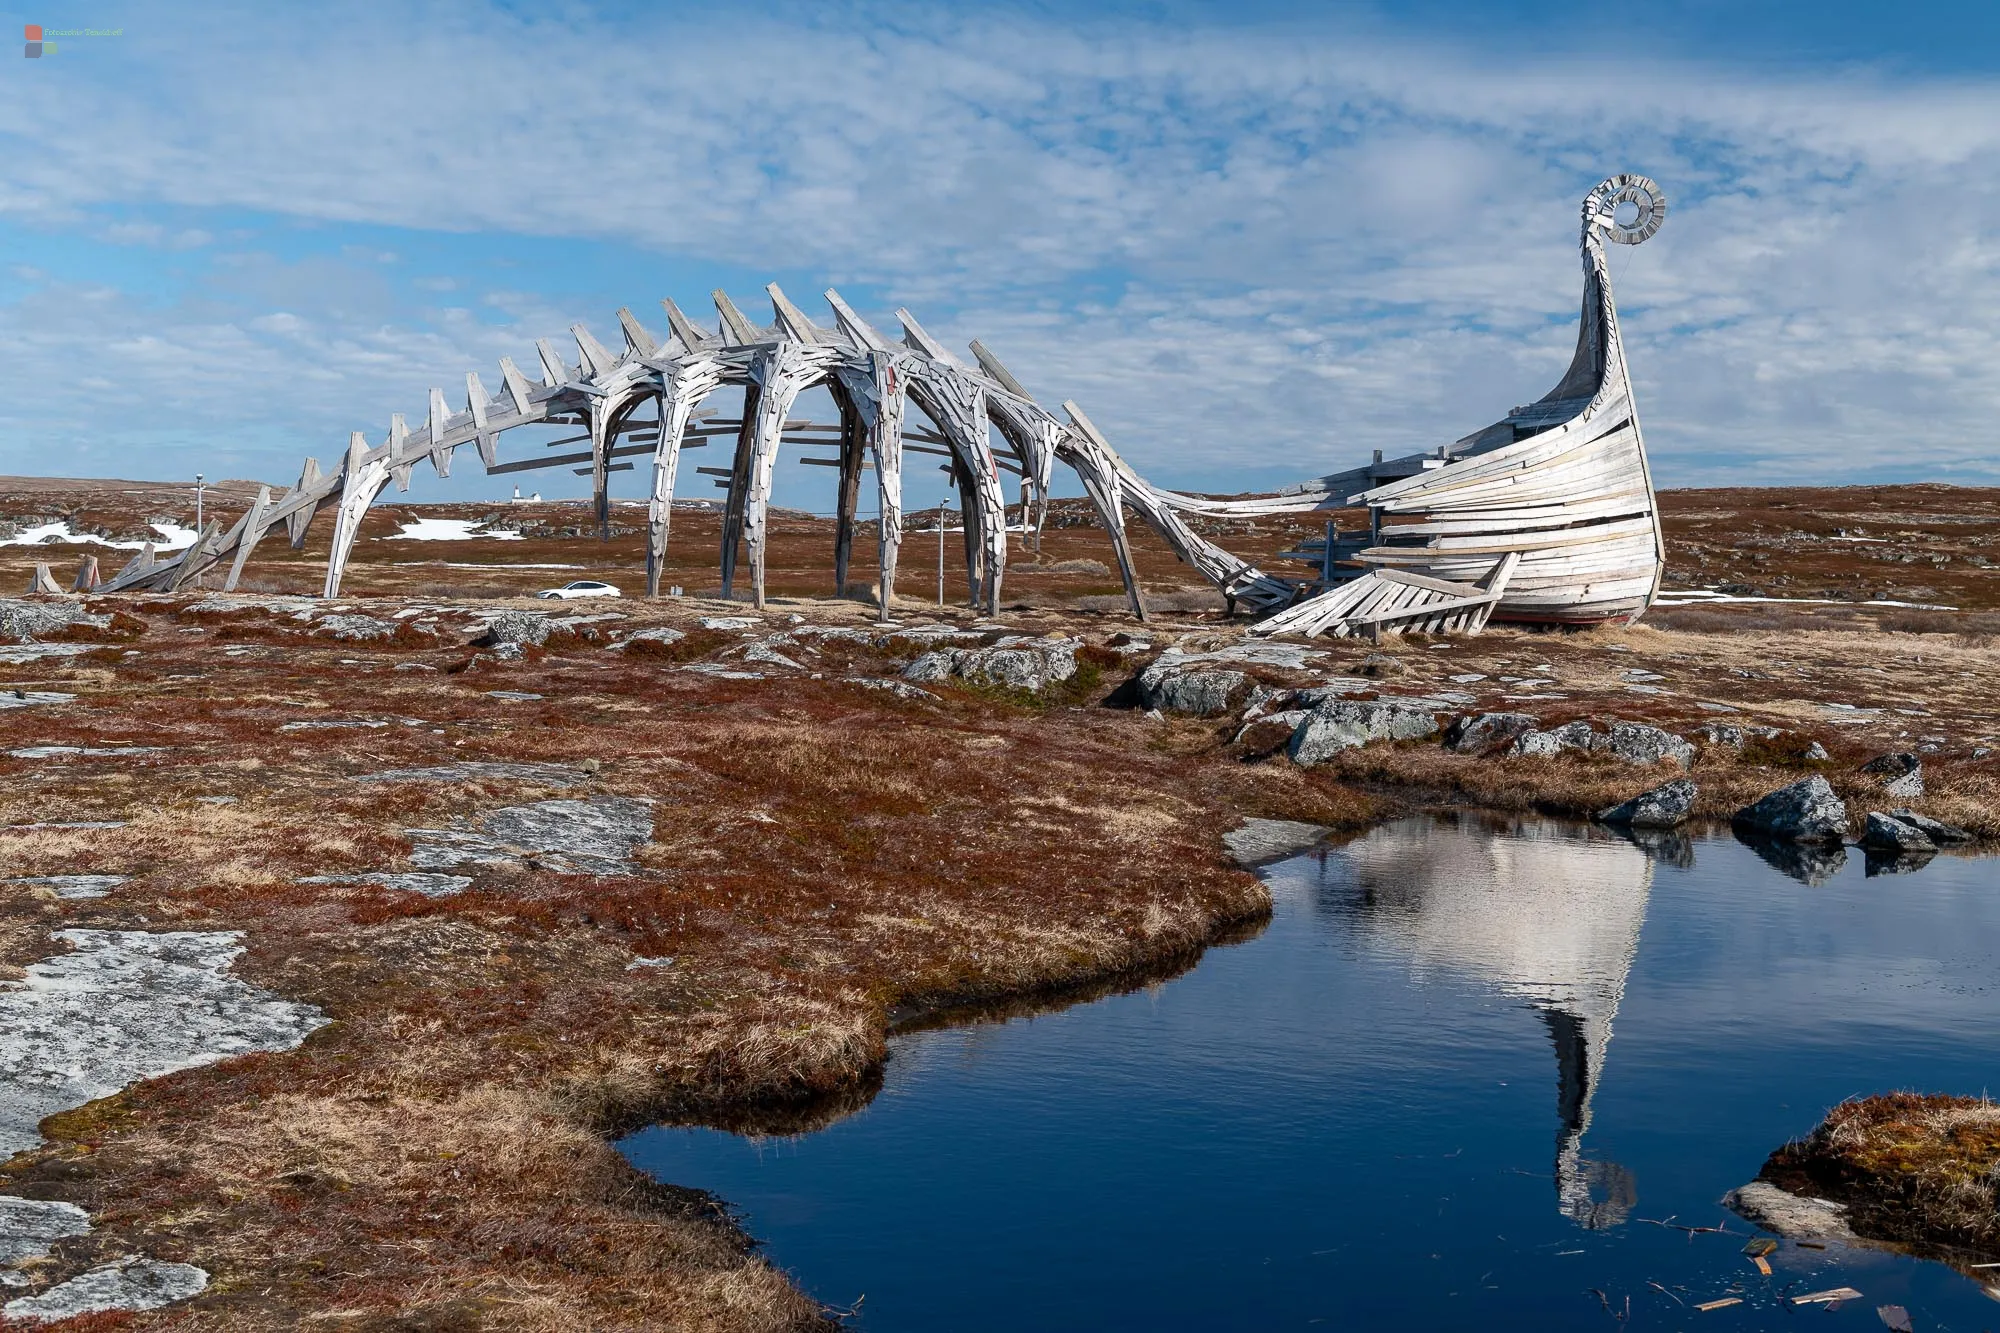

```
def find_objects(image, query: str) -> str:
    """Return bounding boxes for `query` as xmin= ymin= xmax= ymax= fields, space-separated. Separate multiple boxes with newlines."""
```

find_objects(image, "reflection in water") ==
xmin=1735 ymin=830 xmax=1847 ymax=885
xmin=1320 ymin=818 xmax=1652 ymax=1228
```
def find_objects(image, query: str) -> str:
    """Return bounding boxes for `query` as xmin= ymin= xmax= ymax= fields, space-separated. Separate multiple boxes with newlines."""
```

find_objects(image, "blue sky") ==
xmin=1 ymin=0 xmax=1996 ymax=509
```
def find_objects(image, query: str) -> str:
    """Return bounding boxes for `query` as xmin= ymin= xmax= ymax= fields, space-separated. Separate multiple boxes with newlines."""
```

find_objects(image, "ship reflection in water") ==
xmin=1316 ymin=816 xmax=1656 ymax=1230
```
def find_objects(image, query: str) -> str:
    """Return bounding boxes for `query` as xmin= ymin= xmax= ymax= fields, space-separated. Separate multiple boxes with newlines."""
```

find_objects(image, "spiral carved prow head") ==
xmin=1584 ymin=174 xmax=1667 ymax=245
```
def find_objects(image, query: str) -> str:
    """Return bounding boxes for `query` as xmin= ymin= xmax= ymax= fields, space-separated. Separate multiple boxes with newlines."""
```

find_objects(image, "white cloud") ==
xmin=0 ymin=2 xmax=1994 ymax=491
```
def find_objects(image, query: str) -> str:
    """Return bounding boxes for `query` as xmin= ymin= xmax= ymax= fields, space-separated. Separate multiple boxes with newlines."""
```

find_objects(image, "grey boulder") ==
xmin=1443 ymin=711 xmax=1536 ymax=755
xmin=1693 ymin=721 xmax=1781 ymax=748
xmin=1597 ymin=778 xmax=1697 ymax=829
xmin=1890 ymin=808 xmax=1974 ymax=844
xmin=1509 ymin=720 xmax=1597 ymax=758
xmin=903 ymin=639 xmax=1079 ymax=693
xmin=1732 ymin=775 xmax=1849 ymax=844
xmin=478 ymin=610 xmax=554 ymax=647
xmin=1861 ymin=752 xmax=1924 ymax=799
xmin=1289 ymin=700 xmax=1439 ymax=766
xmin=1599 ymin=722 xmax=1695 ymax=768
xmin=312 ymin=614 xmax=398 ymax=641
xmin=1860 ymin=811 xmax=1936 ymax=853
xmin=1137 ymin=663 xmax=1251 ymax=718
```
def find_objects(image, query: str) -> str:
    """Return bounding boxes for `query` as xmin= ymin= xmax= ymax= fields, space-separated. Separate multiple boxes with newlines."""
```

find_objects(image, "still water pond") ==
xmin=622 ymin=816 xmax=2000 ymax=1329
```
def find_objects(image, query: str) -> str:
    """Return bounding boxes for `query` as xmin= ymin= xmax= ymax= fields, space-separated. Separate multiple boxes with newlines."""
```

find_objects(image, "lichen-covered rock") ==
xmin=1861 ymin=752 xmax=1924 ymax=799
xmin=1509 ymin=720 xmax=1597 ymax=758
xmin=1137 ymin=661 xmax=1250 ymax=717
xmin=1442 ymin=711 xmax=1537 ymax=755
xmin=0 ymin=692 xmax=74 ymax=712
xmin=356 ymin=762 xmax=586 ymax=787
xmin=0 ymin=931 xmax=329 ymax=1157
xmin=1860 ymin=811 xmax=1936 ymax=853
xmin=1733 ymin=775 xmax=1849 ymax=844
xmin=1288 ymin=700 xmax=1439 ymax=766
xmin=902 ymin=639 xmax=1078 ymax=693
xmin=0 ymin=1198 xmax=90 ymax=1286
xmin=1600 ymin=722 xmax=1695 ymax=768
xmin=0 ymin=601 xmax=105 ymax=643
xmin=1722 ymin=1181 xmax=1854 ymax=1240
xmin=312 ymin=613 xmax=397 ymax=641
xmin=1693 ymin=720 xmax=1782 ymax=748
xmin=3 ymin=1256 xmax=208 ymax=1320
xmin=1890 ymin=808 xmax=1974 ymax=845
xmin=407 ymin=797 xmax=655 ymax=877
xmin=741 ymin=642 xmax=804 ymax=670
xmin=1597 ymin=778 xmax=1697 ymax=828
xmin=477 ymin=610 xmax=553 ymax=646
xmin=1222 ymin=818 xmax=1328 ymax=868
xmin=615 ymin=626 xmax=685 ymax=650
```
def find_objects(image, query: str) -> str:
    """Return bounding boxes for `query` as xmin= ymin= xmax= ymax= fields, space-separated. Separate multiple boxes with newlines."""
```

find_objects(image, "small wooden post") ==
xmin=71 ymin=555 xmax=100 ymax=592
xmin=27 ymin=563 xmax=61 ymax=595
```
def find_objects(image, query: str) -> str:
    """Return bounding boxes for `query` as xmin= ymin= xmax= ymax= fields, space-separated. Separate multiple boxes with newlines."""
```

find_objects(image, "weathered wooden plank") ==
xmin=616 ymin=307 xmax=657 ymax=357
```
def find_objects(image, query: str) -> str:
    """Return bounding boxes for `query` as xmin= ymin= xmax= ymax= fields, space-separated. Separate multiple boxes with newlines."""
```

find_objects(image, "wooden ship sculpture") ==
xmin=90 ymin=176 xmax=1666 ymax=638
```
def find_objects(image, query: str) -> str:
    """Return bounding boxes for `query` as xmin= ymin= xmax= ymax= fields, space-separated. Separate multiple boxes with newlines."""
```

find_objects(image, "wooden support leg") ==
xmin=646 ymin=396 xmax=682 ymax=599
xmin=956 ymin=470 xmax=982 ymax=607
xmin=833 ymin=400 xmax=864 ymax=598
xmin=718 ymin=384 xmax=760 ymax=600
xmin=222 ymin=486 xmax=273 ymax=592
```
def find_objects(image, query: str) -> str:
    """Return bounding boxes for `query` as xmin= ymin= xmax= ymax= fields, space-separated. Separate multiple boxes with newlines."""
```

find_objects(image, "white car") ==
xmin=536 ymin=580 xmax=622 ymax=600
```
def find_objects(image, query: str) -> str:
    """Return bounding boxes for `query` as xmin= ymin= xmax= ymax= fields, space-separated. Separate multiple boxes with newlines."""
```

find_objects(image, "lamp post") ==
xmin=936 ymin=492 xmax=949 ymax=607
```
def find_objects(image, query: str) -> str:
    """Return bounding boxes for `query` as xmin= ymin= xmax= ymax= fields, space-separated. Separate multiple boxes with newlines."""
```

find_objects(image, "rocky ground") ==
xmin=0 ymin=482 xmax=1992 ymax=1327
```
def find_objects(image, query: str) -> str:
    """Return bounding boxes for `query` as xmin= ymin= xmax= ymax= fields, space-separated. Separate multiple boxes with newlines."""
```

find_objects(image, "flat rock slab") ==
xmin=0 ymin=1198 xmax=89 ymax=1285
xmin=0 ymin=929 xmax=328 ymax=1158
xmin=311 ymin=614 xmax=398 ymax=641
xmin=277 ymin=719 xmax=392 ymax=733
xmin=1723 ymin=1181 xmax=1855 ymax=1239
xmin=483 ymin=690 xmax=544 ymax=702
xmin=0 ymin=645 xmax=100 ymax=666
xmin=182 ymin=596 xmax=315 ymax=618
xmin=298 ymin=872 xmax=474 ymax=897
xmin=3 ymin=1257 xmax=208 ymax=1320
xmin=355 ymin=762 xmax=585 ymax=787
xmin=845 ymin=678 xmax=939 ymax=702
xmin=1223 ymin=818 xmax=1329 ymax=868
xmin=407 ymin=797 xmax=655 ymax=876
xmin=0 ymin=693 xmax=74 ymax=712
xmin=5 ymin=876 xmax=126 ymax=899
xmin=679 ymin=663 xmax=764 ymax=680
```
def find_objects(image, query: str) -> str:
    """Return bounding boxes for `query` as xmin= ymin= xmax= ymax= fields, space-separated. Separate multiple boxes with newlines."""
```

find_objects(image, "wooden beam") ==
xmin=572 ymin=323 xmax=620 ymax=378
xmin=661 ymin=297 xmax=712 ymax=350
xmin=766 ymin=283 xmax=821 ymax=345
xmin=712 ymin=290 xmax=760 ymax=346
xmin=823 ymin=288 xmax=889 ymax=351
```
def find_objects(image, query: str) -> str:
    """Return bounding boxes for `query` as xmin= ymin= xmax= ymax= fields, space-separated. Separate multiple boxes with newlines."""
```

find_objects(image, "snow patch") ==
xmin=379 ymin=518 xmax=523 ymax=542
xmin=0 ymin=522 xmax=197 ymax=552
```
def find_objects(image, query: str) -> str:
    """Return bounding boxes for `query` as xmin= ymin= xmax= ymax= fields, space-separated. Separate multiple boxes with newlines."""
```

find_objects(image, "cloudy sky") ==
xmin=2 ymin=0 xmax=1997 ymax=505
